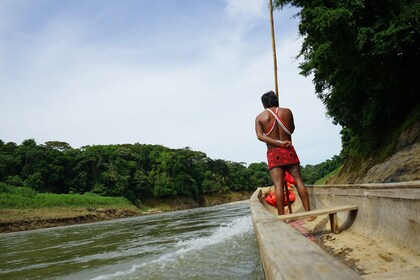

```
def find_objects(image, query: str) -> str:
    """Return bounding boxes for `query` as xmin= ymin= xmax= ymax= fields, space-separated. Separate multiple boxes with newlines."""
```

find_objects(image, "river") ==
xmin=0 ymin=201 xmax=264 ymax=280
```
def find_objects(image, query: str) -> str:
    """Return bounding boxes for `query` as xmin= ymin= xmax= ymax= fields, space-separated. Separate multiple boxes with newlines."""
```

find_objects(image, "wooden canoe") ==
xmin=250 ymin=181 xmax=420 ymax=280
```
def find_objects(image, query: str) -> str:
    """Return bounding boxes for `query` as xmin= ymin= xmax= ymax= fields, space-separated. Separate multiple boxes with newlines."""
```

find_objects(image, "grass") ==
xmin=314 ymin=166 xmax=341 ymax=185
xmin=0 ymin=185 xmax=253 ymax=232
xmin=0 ymin=184 xmax=141 ymax=229
xmin=0 ymin=184 xmax=135 ymax=209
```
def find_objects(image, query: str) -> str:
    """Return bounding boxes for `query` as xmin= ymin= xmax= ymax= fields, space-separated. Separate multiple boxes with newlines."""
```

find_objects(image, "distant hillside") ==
xmin=326 ymin=120 xmax=420 ymax=184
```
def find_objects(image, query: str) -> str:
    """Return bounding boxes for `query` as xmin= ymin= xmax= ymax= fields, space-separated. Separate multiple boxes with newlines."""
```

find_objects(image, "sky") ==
xmin=0 ymin=0 xmax=342 ymax=166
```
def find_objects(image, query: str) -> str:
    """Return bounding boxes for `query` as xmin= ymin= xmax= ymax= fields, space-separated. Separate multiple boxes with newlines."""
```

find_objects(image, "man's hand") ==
xmin=276 ymin=140 xmax=292 ymax=147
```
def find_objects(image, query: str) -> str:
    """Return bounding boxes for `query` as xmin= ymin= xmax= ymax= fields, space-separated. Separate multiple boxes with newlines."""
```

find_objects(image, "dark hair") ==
xmin=261 ymin=91 xmax=278 ymax=107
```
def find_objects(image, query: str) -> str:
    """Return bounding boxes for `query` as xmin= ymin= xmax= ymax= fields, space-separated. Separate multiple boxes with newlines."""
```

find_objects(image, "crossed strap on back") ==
xmin=265 ymin=108 xmax=292 ymax=135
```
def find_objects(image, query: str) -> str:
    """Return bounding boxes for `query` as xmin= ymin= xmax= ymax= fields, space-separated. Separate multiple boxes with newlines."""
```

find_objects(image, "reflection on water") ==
xmin=0 ymin=202 xmax=263 ymax=280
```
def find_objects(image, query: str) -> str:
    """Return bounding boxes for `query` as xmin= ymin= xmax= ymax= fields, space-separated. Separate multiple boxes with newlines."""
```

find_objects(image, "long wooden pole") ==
xmin=269 ymin=0 xmax=279 ymax=102
xmin=269 ymin=0 xmax=292 ymax=214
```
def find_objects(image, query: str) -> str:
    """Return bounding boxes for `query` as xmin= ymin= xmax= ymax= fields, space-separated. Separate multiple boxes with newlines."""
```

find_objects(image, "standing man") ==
xmin=255 ymin=91 xmax=315 ymax=220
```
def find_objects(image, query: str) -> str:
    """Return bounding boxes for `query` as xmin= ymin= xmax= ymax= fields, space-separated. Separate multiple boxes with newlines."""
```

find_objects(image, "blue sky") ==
xmin=0 ymin=0 xmax=342 ymax=165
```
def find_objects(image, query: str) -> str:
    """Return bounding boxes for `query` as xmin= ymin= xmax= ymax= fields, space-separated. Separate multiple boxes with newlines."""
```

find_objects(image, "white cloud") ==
xmin=0 ymin=1 xmax=341 ymax=165
xmin=225 ymin=0 xmax=265 ymax=20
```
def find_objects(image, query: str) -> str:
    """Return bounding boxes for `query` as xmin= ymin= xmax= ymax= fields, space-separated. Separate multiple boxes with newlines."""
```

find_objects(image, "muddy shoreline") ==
xmin=1 ymin=191 xmax=253 ymax=234
xmin=0 ymin=208 xmax=142 ymax=234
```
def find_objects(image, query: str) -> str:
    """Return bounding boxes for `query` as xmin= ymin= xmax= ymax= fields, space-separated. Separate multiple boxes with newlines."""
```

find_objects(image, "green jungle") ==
xmin=0 ymin=140 xmax=342 ymax=208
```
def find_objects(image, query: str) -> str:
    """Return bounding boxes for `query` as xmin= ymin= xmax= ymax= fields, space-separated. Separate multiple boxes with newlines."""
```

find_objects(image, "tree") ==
xmin=44 ymin=141 xmax=72 ymax=151
xmin=274 ymin=0 xmax=419 ymax=154
xmin=2 ymin=138 xmax=316 ymax=201
xmin=5 ymin=175 xmax=23 ymax=186
xmin=24 ymin=172 xmax=44 ymax=191
xmin=301 ymin=155 xmax=343 ymax=184
xmin=16 ymin=139 xmax=42 ymax=179
xmin=133 ymin=169 xmax=152 ymax=198
xmin=248 ymin=162 xmax=272 ymax=188
xmin=0 ymin=141 xmax=19 ymax=181
xmin=227 ymin=162 xmax=251 ymax=191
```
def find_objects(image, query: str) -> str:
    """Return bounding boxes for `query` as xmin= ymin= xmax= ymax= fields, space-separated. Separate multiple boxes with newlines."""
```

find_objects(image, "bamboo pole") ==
xmin=269 ymin=0 xmax=279 ymax=102
xmin=269 ymin=0 xmax=292 ymax=213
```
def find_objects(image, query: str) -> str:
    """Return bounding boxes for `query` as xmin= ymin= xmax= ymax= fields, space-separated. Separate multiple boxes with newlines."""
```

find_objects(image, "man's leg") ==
xmin=287 ymin=164 xmax=310 ymax=211
xmin=269 ymin=167 xmax=285 ymax=215
xmin=287 ymin=164 xmax=317 ymax=221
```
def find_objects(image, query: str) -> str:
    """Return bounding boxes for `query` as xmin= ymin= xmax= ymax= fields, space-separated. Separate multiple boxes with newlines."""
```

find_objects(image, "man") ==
xmin=255 ymin=91 xmax=315 ymax=220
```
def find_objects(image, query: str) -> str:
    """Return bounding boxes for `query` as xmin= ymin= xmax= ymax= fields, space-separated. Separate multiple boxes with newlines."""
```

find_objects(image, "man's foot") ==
xmin=306 ymin=216 xmax=317 ymax=222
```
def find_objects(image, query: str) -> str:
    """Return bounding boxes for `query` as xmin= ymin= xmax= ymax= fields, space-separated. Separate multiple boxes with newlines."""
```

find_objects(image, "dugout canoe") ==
xmin=250 ymin=181 xmax=420 ymax=280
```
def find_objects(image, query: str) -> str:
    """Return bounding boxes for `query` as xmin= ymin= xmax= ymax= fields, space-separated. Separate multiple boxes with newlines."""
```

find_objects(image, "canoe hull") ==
xmin=250 ymin=181 xmax=420 ymax=279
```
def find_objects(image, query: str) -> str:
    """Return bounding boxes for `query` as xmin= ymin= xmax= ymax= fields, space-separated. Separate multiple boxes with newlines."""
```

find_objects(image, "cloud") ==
xmin=225 ymin=0 xmax=265 ymax=20
xmin=0 ymin=0 xmax=341 ymax=165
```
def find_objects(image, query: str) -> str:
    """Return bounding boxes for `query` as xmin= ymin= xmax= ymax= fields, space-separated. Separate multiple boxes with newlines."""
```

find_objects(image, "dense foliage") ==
xmin=0 ymin=139 xmax=272 ymax=205
xmin=300 ymin=155 xmax=343 ymax=185
xmin=275 ymin=0 xmax=419 ymax=156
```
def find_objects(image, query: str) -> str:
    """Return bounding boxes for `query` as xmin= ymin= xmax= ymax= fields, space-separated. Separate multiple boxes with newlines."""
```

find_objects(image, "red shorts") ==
xmin=267 ymin=146 xmax=300 ymax=170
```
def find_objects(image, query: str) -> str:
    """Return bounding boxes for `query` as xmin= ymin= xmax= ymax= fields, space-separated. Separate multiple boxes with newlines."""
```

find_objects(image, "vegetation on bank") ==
xmin=0 ymin=184 xmax=134 ymax=209
xmin=274 ymin=0 xmax=418 ymax=160
xmin=0 ymin=184 xmax=141 ymax=232
xmin=0 ymin=137 xmax=337 ymax=233
xmin=301 ymin=155 xmax=342 ymax=185
xmin=0 ymin=183 xmax=253 ymax=233
xmin=0 ymin=139 xmax=271 ymax=205
xmin=314 ymin=167 xmax=341 ymax=185
xmin=0 ymin=139 xmax=337 ymax=209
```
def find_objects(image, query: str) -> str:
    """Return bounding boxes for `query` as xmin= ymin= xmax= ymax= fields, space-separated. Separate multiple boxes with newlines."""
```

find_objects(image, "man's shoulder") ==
xmin=256 ymin=109 xmax=268 ymax=116
xmin=279 ymin=107 xmax=292 ymax=114
xmin=256 ymin=110 xmax=269 ymax=121
xmin=279 ymin=106 xmax=291 ymax=111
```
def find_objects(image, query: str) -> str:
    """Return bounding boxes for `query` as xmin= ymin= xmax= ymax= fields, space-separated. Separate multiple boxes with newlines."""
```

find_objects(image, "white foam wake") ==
xmin=91 ymin=216 xmax=252 ymax=280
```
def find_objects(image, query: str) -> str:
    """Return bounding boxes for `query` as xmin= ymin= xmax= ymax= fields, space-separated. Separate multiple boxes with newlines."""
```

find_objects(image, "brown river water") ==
xmin=0 ymin=202 xmax=264 ymax=280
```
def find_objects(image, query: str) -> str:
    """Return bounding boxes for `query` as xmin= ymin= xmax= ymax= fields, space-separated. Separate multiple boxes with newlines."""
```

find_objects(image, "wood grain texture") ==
xmin=276 ymin=205 xmax=358 ymax=221
xmin=251 ymin=189 xmax=362 ymax=280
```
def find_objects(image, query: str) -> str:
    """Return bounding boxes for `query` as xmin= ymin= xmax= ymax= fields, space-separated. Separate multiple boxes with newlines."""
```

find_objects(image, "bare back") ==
xmin=255 ymin=106 xmax=295 ymax=149
xmin=276 ymin=107 xmax=295 ymax=141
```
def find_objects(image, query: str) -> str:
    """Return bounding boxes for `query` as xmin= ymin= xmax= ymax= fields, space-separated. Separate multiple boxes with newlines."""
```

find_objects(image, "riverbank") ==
xmin=0 ymin=207 xmax=141 ymax=233
xmin=0 ymin=191 xmax=254 ymax=233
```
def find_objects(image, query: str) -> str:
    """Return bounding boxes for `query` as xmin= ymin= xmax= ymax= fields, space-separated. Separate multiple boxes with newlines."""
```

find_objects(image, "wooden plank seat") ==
xmin=277 ymin=205 xmax=358 ymax=233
